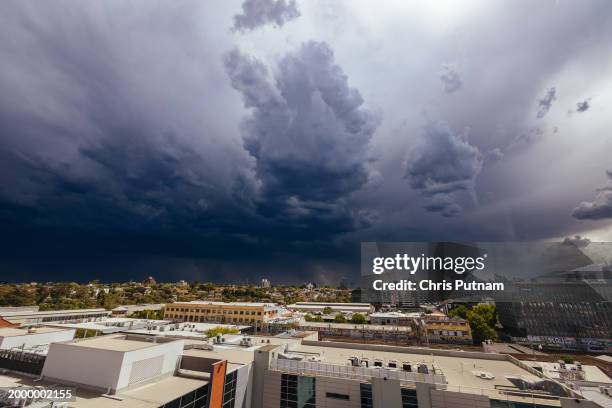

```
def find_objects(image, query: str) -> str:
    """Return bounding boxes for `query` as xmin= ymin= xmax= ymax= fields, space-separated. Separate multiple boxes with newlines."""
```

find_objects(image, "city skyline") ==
xmin=1 ymin=0 xmax=612 ymax=283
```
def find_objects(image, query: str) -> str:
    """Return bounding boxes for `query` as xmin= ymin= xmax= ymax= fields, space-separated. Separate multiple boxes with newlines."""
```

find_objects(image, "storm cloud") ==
xmin=232 ymin=0 xmax=300 ymax=32
xmin=0 ymin=1 xmax=612 ymax=282
xmin=572 ymin=170 xmax=612 ymax=220
xmin=404 ymin=122 xmax=483 ymax=216
xmin=224 ymin=41 xmax=379 ymax=228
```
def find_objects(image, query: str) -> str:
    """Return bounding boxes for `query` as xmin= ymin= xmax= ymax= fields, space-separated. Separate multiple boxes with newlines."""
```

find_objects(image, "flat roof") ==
xmin=299 ymin=321 xmax=413 ymax=331
xmin=68 ymin=335 xmax=162 ymax=352
xmin=0 ymin=372 xmax=207 ymax=408
xmin=0 ymin=308 xmax=107 ymax=317
xmin=0 ymin=327 xmax=71 ymax=337
xmin=171 ymin=301 xmax=274 ymax=307
xmin=288 ymin=342 xmax=542 ymax=394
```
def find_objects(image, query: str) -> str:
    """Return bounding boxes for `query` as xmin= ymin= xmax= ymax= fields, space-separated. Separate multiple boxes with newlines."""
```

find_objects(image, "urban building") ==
xmin=298 ymin=321 xmax=417 ymax=343
xmin=423 ymin=311 xmax=472 ymax=345
xmin=111 ymin=303 xmax=166 ymax=317
xmin=0 ymin=307 xmax=110 ymax=326
xmin=164 ymin=301 xmax=279 ymax=326
xmin=369 ymin=311 xmax=421 ymax=326
xmin=0 ymin=326 xmax=75 ymax=350
xmin=287 ymin=302 xmax=374 ymax=314
xmin=0 ymin=329 xmax=608 ymax=408
xmin=261 ymin=278 xmax=271 ymax=288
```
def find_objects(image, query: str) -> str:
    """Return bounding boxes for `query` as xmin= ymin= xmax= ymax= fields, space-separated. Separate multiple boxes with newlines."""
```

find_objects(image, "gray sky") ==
xmin=0 ymin=0 xmax=611 ymax=283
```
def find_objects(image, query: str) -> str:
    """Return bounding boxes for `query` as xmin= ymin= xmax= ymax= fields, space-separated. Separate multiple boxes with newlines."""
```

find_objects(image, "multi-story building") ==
xmin=423 ymin=311 xmax=472 ymax=344
xmin=164 ymin=301 xmax=278 ymax=327
xmin=0 ymin=330 xmax=607 ymax=408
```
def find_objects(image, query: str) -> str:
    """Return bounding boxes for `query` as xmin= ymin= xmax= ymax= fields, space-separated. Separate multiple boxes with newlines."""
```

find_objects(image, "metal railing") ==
xmin=269 ymin=358 xmax=446 ymax=384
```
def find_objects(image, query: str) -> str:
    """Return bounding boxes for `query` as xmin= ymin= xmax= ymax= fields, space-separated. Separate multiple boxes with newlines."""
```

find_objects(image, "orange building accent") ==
xmin=208 ymin=360 xmax=227 ymax=408
xmin=0 ymin=317 xmax=18 ymax=328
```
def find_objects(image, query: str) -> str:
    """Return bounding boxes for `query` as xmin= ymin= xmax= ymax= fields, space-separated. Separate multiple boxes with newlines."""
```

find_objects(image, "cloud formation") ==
xmin=438 ymin=64 xmax=462 ymax=93
xmin=572 ymin=170 xmax=612 ymax=220
xmin=232 ymin=0 xmax=300 ymax=32
xmin=562 ymin=235 xmax=591 ymax=247
xmin=404 ymin=122 xmax=483 ymax=216
xmin=568 ymin=98 xmax=592 ymax=116
xmin=225 ymin=41 xmax=379 ymax=228
xmin=536 ymin=87 xmax=557 ymax=119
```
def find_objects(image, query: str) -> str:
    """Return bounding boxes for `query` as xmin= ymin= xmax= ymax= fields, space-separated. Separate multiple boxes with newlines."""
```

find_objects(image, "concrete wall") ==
xmin=115 ymin=339 xmax=183 ymax=392
xmin=0 ymin=329 xmax=75 ymax=350
xmin=315 ymin=376 xmax=361 ymax=408
xmin=372 ymin=377 xmax=402 ymax=408
xmin=560 ymin=397 xmax=605 ymax=408
xmin=430 ymin=389 xmax=489 ymax=408
xmin=262 ymin=370 xmax=281 ymax=408
xmin=42 ymin=339 xmax=183 ymax=394
xmin=234 ymin=363 xmax=253 ymax=408
xmin=252 ymin=345 xmax=280 ymax=408
xmin=42 ymin=342 xmax=125 ymax=392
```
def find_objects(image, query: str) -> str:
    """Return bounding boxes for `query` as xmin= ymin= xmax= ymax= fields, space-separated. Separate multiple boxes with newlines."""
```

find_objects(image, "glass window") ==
xmin=360 ymin=383 xmax=373 ymax=408
xmin=281 ymin=374 xmax=315 ymax=408
xmin=401 ymin=388 xmax=418 ymax=408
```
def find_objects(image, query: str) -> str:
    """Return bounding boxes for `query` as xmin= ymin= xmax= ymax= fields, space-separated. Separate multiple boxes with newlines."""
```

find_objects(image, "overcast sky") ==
xmin=1 ymin=0 xmax=611 ymax=284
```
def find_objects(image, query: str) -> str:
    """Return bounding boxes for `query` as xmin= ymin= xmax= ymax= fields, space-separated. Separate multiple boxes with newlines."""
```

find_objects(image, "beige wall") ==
xmin=430 ymin=390 xmax=489 ymax=408
xmin=262 ymin=370 xmax=281 ymax=408
xmin=164 ymin=303 xmax=272 ymax=324
xmin=315 ymin=376 xmax=361 ymax=408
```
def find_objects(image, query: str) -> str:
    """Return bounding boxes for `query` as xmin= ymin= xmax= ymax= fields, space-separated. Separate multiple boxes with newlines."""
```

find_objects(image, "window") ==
xmin=326 ymin=392 xmax=349 ymax=400
xmin=223 ymin=371 xmax=237 ymax=408
xmin=159 ymin=384 xmax=208 ymax=408
xmin=281 ymin=374 xmax=315 ymax=408
xmin=360 ymin=383 xmax=373 ymax=408
xmin=401 ymin=388 xmax=418 ymax=408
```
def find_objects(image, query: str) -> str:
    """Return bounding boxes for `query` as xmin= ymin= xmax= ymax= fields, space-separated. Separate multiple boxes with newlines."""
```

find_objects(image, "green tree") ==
xmin=333 ymin=314 xmax=347 ymax=323
xmin=205 ymin=326 xmax=239 ymax=337
xmin=350 ymin=313 xmax=366 ymax=324
xmin=448 ymin=305 xmax=468 ymax=319
xmin=465 ymin=304 xmax=499 ymax=343
xmin=322 ymin=307 xmax=333 ymax=314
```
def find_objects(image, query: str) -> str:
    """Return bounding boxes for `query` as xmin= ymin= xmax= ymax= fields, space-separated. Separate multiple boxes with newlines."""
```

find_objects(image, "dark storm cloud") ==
xmin=232 ymin=0 xmax=300 ymax=32
xmin=224 ymin=41 xmax=379 ymax=228
xmin=572 ymin=170 xmax=612 ymax=220
xmin=536 ymin=87 xmax=557 ymax=119
xmin=438 ymin=64 xmax=462 ymax=93
xmin=562 ymin=235 xmax=591 ymax=247
xmin=404 ymin=122 xmax=482 ymax=216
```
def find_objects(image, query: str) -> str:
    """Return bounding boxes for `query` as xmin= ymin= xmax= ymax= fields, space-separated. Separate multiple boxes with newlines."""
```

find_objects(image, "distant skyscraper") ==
xmin=261 ymin=278 xmax=271 ymax=288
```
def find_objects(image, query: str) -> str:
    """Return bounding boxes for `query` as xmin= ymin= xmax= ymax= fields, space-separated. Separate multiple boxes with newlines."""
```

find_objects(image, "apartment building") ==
xmin=164 ymin=301 xmax=278 ymax=326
